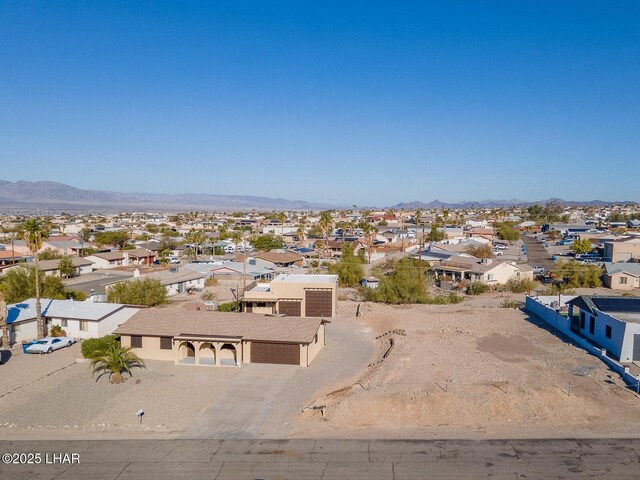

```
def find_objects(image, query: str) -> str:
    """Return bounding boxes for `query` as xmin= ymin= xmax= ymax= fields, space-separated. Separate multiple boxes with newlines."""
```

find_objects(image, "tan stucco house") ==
xmin=115 ymin=307 xmax=327 ymax=367
xmin=433 ymin=258 xmax=534 ymax=285
xmin=603 ymin=262 xmax=640 ymax=291
xmin=242 ymin=274 xmax=338 ymax=317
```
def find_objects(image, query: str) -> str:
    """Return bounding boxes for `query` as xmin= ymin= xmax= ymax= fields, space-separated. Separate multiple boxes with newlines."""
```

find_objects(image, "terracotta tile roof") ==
xmin=115 ymin=307 xmax=322 ymax=344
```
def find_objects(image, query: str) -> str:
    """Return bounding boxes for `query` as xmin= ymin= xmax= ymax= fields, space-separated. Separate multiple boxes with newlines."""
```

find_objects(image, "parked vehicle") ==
xmin=492 ymin=249 xmax=503 ymax=256
xmin=494 ymin=244 xmax=507 ymax=250
xmin=168 ymin=257 xmax=180 ymax=264
xmin=224 ymin=244 xmax=236 ymax=253
xmin=532 ymin=266 xmax=545 ymax=275
xmin=25 ymin=337 xmax=75 ymax=354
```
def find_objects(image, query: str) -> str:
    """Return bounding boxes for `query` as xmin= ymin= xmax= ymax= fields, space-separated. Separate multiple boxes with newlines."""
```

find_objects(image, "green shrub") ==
xmin=107 ymin=278 xmax=167 ymax=306
xmin=218 ymin=300 xmax=240 ymax=312
xmin=468 ymin=281 xmax=489 ymax=295
xmin=81 ymin=335 xmax=119 ymax=360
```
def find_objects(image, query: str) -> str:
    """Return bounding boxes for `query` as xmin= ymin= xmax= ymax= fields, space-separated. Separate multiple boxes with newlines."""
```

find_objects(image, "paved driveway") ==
xmin=184 ymin=364 xmax=298 ymax=439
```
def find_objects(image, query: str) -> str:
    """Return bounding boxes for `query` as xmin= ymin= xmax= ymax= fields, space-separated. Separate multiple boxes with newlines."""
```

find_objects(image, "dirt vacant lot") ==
xmin=292 ymin=296 xmax=640 ymax=439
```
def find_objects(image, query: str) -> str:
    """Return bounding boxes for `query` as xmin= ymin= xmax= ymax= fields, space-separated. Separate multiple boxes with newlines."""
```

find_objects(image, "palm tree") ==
xmin=296 ymin=216 xmax=307 ymax=247
xmin=0 ymin=292 xmax=9 ymax=350
xmin=230 ymin=231 xmax=242 ymax=253
xmin=359 ymin=221 xmax=378 ymax=264
xmin=20 ymin=219 xmax=49 ymax=338
xmin=277 ymin=212 xmax=287 ymax=236
xmin=91 ymin=344 xmax=145 ymax=383
xmin=319 ymin=211 xmax=334 ymax=259
xmin=184 ymin=229 xmax=206 ymax=261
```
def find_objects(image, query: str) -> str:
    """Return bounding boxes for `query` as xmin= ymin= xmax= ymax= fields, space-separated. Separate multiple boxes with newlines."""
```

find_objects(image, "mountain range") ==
xmin=0 ymin=180 xmax=634 ymax=212
xmin=392 ymin=198 xmax=636 ymax=209
xmin=0 ymin=180 xmax=333 ymax=211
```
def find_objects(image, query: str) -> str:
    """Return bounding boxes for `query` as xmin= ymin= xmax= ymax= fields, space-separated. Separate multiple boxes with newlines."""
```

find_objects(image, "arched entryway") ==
xmin=219 ymin=343 xmax=238 ymax=366
xmin=178 ymin=341 xmax=196 ymax=364
xmin=198 ymin=342 xmax=216 ymax=365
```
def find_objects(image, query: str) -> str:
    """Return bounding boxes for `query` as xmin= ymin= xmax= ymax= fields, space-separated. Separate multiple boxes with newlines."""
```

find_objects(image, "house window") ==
xmin=580 ymin=312 xmax=586 ymax=329
xmin=619 ymin=277 xmax=627 ymax=285
xmin=605 ymin=325 xmax=612 ymax=339
xmin=61 ymin=319 xmax=68 ymax=328
xmin=160 ymin=337 xmax=172 ymax=350
xmin=256 ymin=302 xmax=266 ymax=308
xmin=589 ymin=316 xmax=595 ymax=335
xmin=79 ymin=320 xmax=88 ymax=331
xmin=487 ymin=274 xmax=493 ymax=281
xmin=9 ymin=324 xmax=20 ymax=333
xmin=131 ymin=335 xmax=143 ymax=348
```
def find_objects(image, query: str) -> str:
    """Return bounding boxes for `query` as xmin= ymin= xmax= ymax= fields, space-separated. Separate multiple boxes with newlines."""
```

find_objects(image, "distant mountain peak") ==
xmin=0 ymin=180 xmax=336 ymax=211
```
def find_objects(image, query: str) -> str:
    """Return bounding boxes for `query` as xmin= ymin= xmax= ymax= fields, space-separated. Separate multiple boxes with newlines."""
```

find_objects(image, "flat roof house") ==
xmin=115 ymin=307 xmax=327 ymax=367
xmin=603 ymin=239 xmax=640 ymax=263
xmin=567 ymin=295 xmax=640 ymax=363
xmin=242 ymin=274 xmax=338 ymax=317
xmin=6 ymin=298 xmax=140 ymax=345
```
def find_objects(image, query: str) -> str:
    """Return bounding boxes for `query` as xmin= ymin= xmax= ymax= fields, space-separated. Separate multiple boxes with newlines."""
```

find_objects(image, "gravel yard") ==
xmin=0 ymin=344 xmax=236 ymax=439
xmin=290 ymin=296 xmax=640 ymax=439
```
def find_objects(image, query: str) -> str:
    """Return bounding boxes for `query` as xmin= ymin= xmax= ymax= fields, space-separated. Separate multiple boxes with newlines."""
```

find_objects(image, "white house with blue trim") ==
xmin=6 ymin=298 xmax=141 ymax=345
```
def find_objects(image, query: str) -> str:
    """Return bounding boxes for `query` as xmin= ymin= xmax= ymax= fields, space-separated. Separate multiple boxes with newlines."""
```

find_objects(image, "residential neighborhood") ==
xmin=1 ymin=2 xmax=640 ymax=477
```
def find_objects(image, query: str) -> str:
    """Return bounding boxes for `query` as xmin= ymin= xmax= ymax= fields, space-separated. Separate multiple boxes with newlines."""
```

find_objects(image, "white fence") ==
xmin=524 ymin=295 xmax=640 ymax=389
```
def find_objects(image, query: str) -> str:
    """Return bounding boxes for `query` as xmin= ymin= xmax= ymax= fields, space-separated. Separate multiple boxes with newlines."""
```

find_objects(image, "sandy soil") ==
xmin=291 ymin=295 xmax=640 ymax=439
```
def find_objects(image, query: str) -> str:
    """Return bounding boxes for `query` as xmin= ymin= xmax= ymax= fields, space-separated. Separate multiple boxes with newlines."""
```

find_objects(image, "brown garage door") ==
xmin=251 ymin=342 xmax=300 ymax=365
xmin=305 ymin=289 xmax=333 ymax=317
xmin=279 ymin=300 xmax=301 ymax=316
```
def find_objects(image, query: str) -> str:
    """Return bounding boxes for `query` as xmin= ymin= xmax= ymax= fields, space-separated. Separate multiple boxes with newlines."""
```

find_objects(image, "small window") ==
xmin=580 ymin=312 xmax=586 ymax=329
xmin=131 ymin=335 xmax=142 ymax=348
xmin=79 ymin=320 xmax=88 ymax=331
xmin=487 ymin=274 xmax=493 ymax=281
xmin=10 ymin=324 xmax=20 ymax=333
xmin=257 ymin=302 xmax=267 ymax=308
xmin=605 ymin=325 xmax=612 ymax=339
xmin=160 ymin=337 xmax=172 ymax=350
xmin=619 ymin=277 xmax=627 ymax=285
xmin=61 ymin=319 xmax=68 ymax=327
xmin=589 ymin=316 xmax=595 ymax=335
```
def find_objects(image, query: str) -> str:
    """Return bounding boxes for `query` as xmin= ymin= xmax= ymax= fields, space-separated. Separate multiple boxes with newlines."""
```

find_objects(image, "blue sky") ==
xmin=1 ymin=1 xmax=638 ymax=206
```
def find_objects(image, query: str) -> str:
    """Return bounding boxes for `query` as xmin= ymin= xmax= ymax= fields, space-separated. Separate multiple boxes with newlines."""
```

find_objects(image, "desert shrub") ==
xmin=81 ymin=335 xmax=119 ymax=360
xmin=468 ymin=281 xmax=489 ymax=295
xmin=50 ymin=325 xmax=67 ymax=337
xmin=328 ymin=244 xmax=365 ymax=287
xmin=205 ymin=278 xmax=218 ymax=287
xmin=501 ymin=298 xmax=519 ymax=308
xmin=504 ymin=277 xmax=538 ymax=293
xmin=218 ymin=300 xmax=240 ymax=312
xmin=310 ymin=260 xmax=319 ymax=268
xmin=363 ymin=259 xmax=458 ymax=305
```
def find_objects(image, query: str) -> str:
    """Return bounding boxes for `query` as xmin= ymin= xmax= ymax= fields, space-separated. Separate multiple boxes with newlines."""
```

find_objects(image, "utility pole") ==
xmin=242 ymin=230 xmax=247 ymax=294
xmin=400 ymin=209 xmax=404 ymax=252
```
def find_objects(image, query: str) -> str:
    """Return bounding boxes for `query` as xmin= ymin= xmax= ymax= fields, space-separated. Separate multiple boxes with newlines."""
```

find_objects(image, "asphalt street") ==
xmin=1 ymin=438 xmax=639 ymax=479
xmin=521 ymin=234 xmax=557 ymax=272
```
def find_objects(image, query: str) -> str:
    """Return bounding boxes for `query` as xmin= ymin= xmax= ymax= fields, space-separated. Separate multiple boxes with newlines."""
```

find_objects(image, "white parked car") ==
xmin=493 ymin=249 xmax=503 ymax=256
xmin=224 ymin=244 xmax=236 ymax=253
xmin=168 ymin=257 xmax=180 ymax=264
xmin=494 ymin=244 xmax=508 ymax=250
xmin=26 ymin=337 xmax=75 ymax=355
